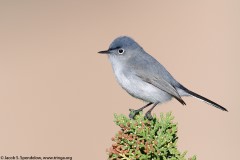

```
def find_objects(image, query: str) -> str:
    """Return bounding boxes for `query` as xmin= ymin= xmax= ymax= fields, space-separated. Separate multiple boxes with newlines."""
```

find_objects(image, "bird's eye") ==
xmin=118 ymin=48 xmax=125 ymax=54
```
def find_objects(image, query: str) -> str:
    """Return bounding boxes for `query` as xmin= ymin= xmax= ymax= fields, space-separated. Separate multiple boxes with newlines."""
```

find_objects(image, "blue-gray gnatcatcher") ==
xmin=98 ymin=36 xmax=228 ymax=120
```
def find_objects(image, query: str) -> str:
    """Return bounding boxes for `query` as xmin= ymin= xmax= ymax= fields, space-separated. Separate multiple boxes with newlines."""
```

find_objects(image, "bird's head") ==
xmin=98 ymin=36 xmax=143 ymax=59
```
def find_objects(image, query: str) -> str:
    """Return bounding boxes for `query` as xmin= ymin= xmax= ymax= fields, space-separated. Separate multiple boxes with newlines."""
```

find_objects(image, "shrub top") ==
xmin=107 ymin=112 xmax=196 ymax=160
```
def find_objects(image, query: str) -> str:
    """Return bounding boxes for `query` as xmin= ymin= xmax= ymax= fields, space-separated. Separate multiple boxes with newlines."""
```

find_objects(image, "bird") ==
xmin=98 ymin=36 xmax=228 ymax=120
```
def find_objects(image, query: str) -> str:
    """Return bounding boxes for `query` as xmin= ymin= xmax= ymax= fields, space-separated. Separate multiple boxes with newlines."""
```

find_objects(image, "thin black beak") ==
xmin=98 ymin=50 xmax=110 ymax=54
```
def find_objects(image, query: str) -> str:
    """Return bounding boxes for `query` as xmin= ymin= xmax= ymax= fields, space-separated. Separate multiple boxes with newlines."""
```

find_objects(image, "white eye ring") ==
xmin=118 ymin=48 xmax=125 ymax=54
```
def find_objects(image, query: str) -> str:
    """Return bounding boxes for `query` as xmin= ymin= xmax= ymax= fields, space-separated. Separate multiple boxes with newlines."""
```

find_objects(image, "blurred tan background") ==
xmin=0 ymin=0 xmax=239 ymax=159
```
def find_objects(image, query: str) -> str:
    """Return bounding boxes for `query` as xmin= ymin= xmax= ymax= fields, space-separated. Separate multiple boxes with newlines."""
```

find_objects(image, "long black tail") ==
xmin=179 ymin=85 xmax=228 ymax=112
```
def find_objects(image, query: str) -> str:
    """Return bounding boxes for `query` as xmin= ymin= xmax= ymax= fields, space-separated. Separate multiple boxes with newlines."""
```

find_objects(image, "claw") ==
xmin=144 ymin=112 xmax=153 ymax=120
xmin=129 ymin=109 xmax=141 ymax=119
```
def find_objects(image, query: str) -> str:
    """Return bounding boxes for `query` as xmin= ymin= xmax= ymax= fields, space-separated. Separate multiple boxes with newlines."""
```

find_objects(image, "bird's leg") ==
xmin=144 ymin=103 xmax=159 ymax=120
xmin=129 ymin=102 xmax=153 ymax=119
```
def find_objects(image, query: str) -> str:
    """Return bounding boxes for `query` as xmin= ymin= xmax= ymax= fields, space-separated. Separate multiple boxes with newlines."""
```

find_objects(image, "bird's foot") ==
xmin=129 ymin=109 xmax=142 ymax=119
xmin=144 ymin=112 xmax=153 ymax=120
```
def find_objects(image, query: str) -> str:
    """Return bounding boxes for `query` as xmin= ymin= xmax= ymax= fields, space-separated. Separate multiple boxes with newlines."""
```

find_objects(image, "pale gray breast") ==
xmin=108 ymin=55 xmax=172 ymax=103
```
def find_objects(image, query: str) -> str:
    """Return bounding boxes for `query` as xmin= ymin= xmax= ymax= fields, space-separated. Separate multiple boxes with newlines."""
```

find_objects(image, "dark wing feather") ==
xmin=127 ymin=52 xmax=186 ymax=105
xmin=135 ymin=71 xmax=186 ymax=105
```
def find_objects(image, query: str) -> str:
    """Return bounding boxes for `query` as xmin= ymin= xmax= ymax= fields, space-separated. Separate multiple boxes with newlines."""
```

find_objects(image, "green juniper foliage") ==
xmin=107 ymin=112 xmax=196 ymax=160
